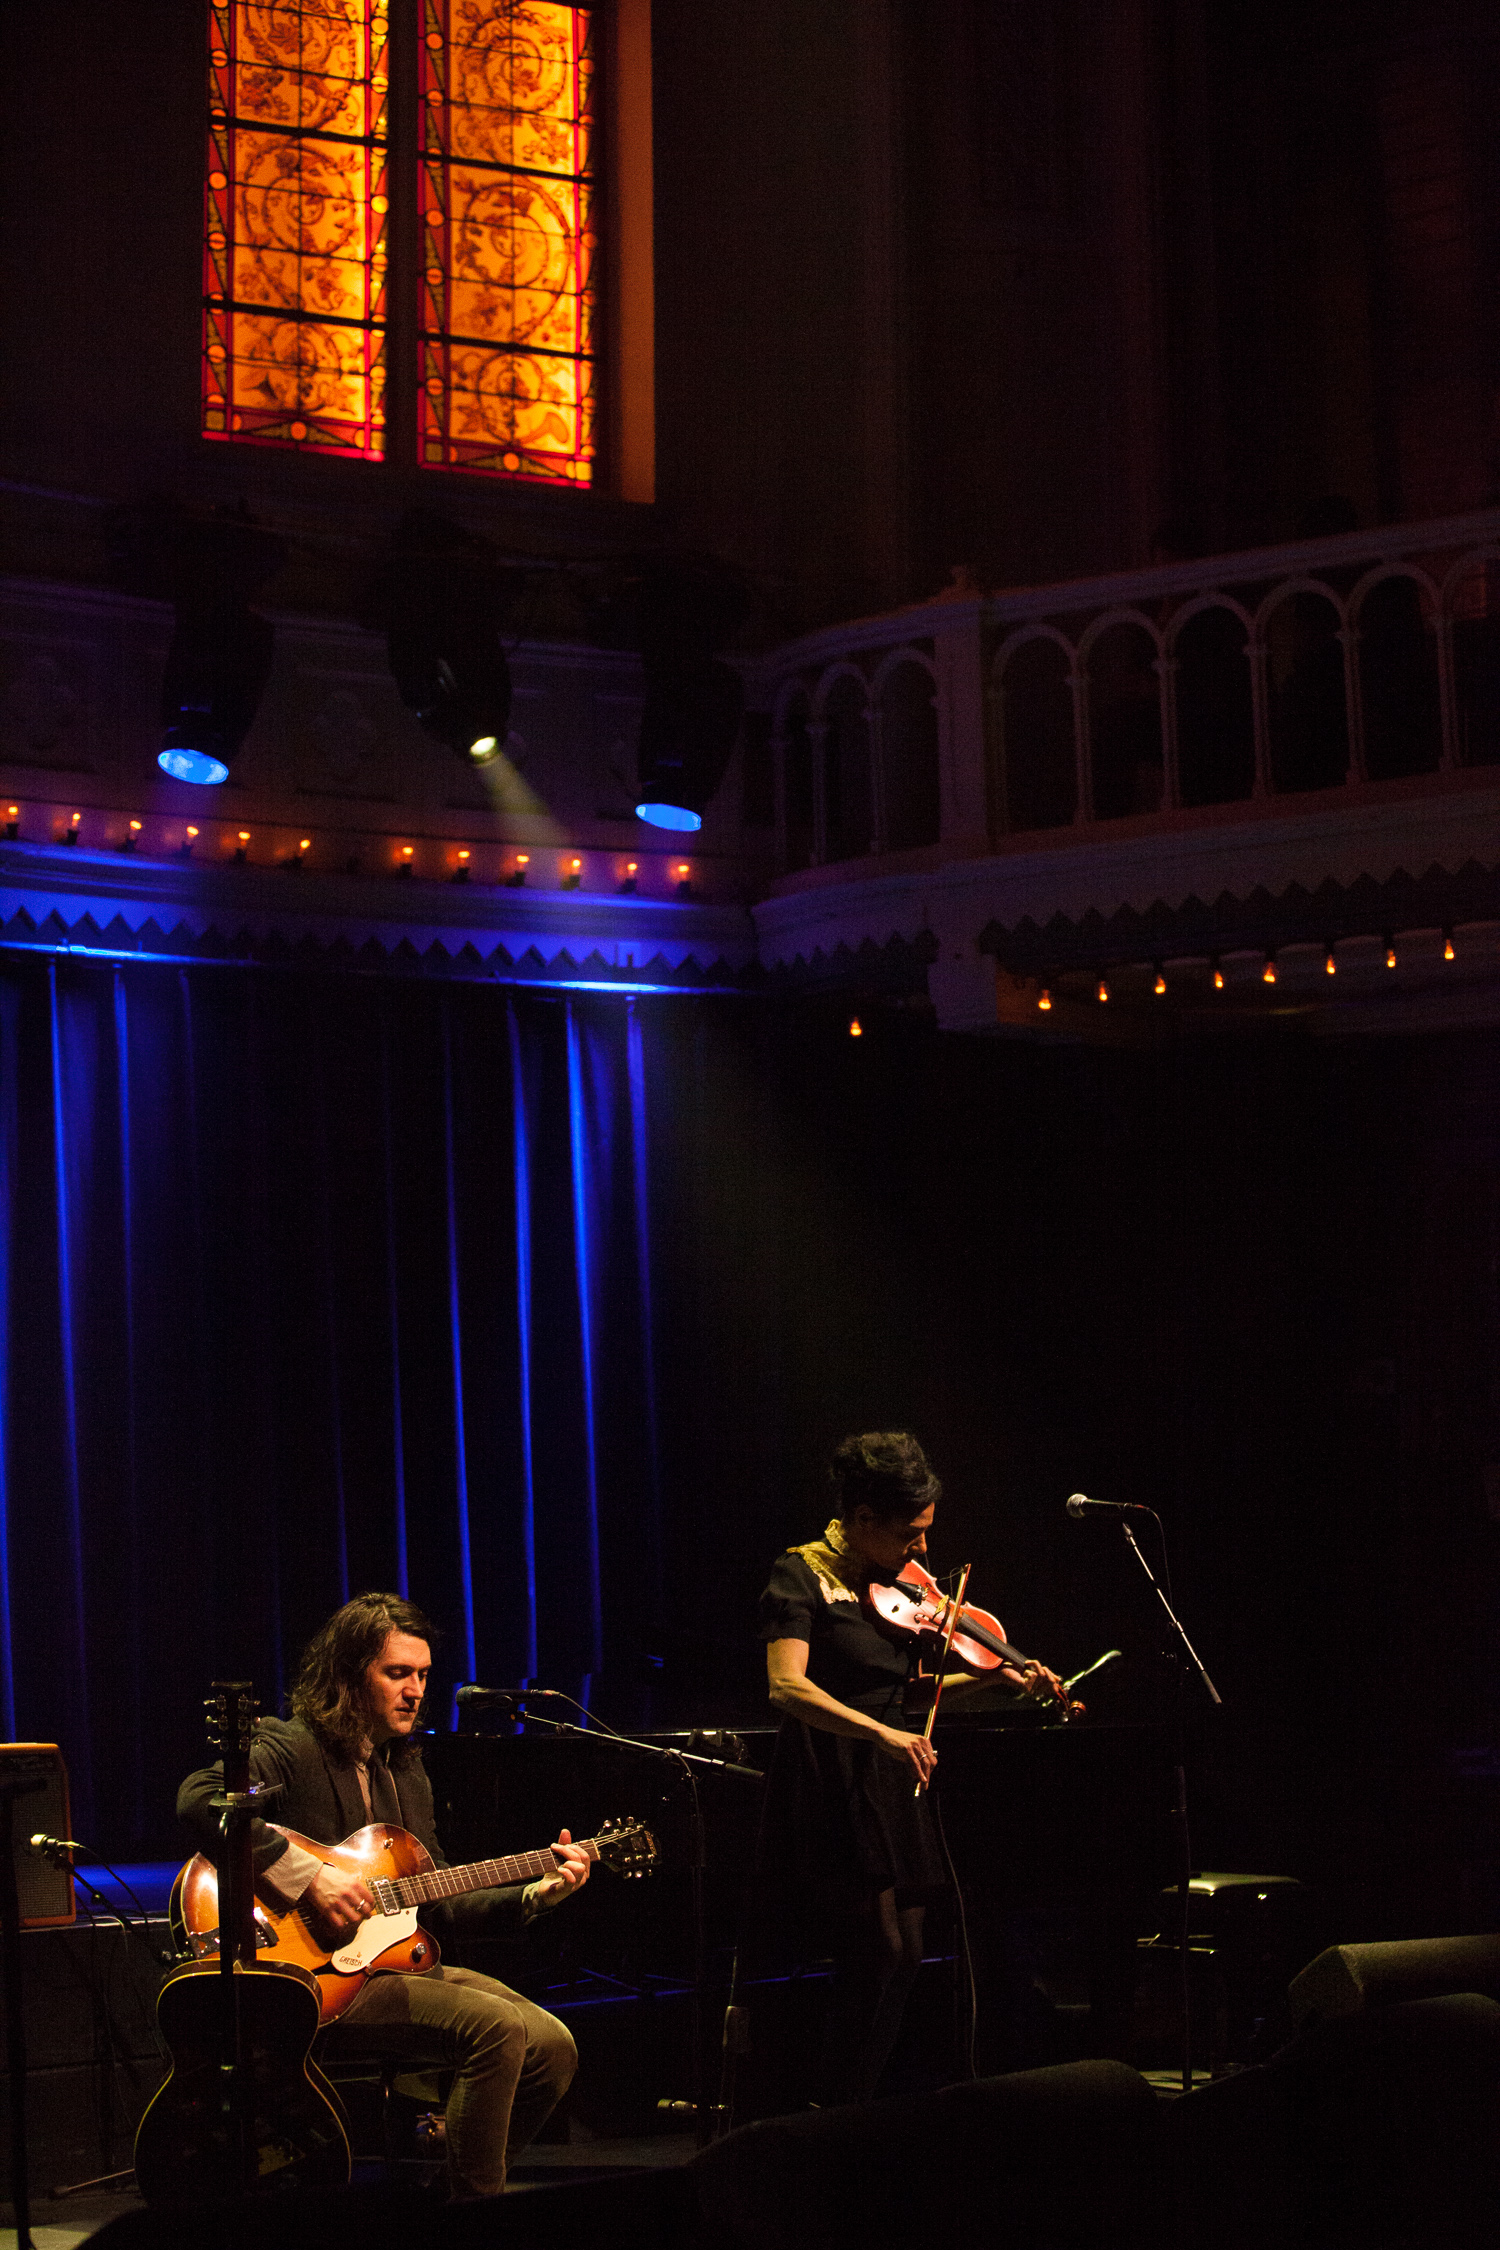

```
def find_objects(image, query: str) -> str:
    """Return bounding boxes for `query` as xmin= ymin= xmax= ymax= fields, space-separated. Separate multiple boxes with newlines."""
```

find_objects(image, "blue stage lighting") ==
xmin=157 ymin=747 xmax=230 ymax=786
xmin=634 ymin=801 xmax=703 ymax=832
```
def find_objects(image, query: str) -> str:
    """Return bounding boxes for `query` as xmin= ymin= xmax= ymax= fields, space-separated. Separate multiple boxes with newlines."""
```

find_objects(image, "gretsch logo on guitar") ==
xmin=174 ymin=1816 xmax=658 ymax=2025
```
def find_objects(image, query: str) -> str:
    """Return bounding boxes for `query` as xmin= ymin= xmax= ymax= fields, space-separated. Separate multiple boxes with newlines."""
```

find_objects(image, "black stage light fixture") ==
xmin=632 ymin=558 xmax=746 ymax=833
xmin=158 ymin=601 xmax=276 ymax=785
xmin=107 ymin=500 xmax=285 ymax=787
xmin=373 ymin=511 xmax=513 ymax=766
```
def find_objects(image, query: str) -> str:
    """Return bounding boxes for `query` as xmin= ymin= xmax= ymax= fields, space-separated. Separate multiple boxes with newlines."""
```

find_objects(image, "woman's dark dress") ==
xmin=756 ymin=1551 xmax=947 ymax=1938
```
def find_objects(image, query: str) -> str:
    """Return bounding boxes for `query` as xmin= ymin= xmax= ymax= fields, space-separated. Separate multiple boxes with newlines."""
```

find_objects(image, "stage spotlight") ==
xmin=105 ymin=499 xmax=284 ymax=788
xmin=630 ymin=558 xmax=746 ymax=832
xmin=372 ymin=512 xmax=514 ymax=768
xmin=158 ymin=600 xmax=275 ymax=785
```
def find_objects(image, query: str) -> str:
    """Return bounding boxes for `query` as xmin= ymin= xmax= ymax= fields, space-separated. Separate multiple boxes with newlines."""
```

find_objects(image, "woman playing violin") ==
xmin=758 ymin=1431 xmax=1063 ymax=2104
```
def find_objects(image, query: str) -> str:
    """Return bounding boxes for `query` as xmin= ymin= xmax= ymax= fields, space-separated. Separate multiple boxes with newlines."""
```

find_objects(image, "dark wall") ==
xmin=658 ymin=1005 xmax=1500 ymax=1946
xmin=12 ymin=1 xmax=1500 ymax=637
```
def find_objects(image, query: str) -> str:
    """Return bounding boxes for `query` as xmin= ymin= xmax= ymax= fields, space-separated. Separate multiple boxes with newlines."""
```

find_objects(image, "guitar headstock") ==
xmin=205 ymin=1680 xmax=259 ymax=1793
xmin=594 ymin=1816 xmax=658 ymax=1879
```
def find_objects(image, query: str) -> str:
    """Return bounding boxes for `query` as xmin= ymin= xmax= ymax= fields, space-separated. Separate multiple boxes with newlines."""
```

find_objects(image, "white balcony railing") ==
xmin=753 ymin=507 xmax=1500 ymax=878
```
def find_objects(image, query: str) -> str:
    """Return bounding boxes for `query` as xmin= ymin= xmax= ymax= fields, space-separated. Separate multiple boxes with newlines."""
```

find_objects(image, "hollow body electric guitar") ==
xmin=174 ymin=1816 xmax=658 ymax=2026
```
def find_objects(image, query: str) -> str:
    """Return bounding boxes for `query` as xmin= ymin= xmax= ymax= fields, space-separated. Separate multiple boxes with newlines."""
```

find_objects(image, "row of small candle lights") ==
xmin=1041 ymin=931 xmax=1465 ymax=1009
xmin=1 ymin=808 xmax=695 ymax=893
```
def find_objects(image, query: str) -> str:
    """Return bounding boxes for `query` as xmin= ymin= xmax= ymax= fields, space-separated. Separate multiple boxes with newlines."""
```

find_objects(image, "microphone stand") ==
xmin=1117 ymin=1520 xmax=1221 ymax=2096
xmin=462 ymin=1693 xmax=760 ymax=2147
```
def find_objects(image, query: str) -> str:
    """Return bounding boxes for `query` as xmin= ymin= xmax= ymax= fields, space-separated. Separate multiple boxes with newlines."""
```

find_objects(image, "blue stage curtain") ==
xmin=0 ymin=958 xmax=675 ymax=1848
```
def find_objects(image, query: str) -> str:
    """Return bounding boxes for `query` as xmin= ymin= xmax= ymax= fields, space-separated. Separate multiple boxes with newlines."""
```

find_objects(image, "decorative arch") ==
xmin=819 ymin=670 xmax=874 ymax=863
xmin=1259 ymin=578 xmax=1349 ymax=792
xmin=1351 ymin=568 xmax=1442 ymax=781
xmin=1171 ymin=601 xmax=1255 ymax=807
xmin=876 ymin=655 xmax=940 ymax=851
xmin=1076 ymin=606 xmax=1164 ymax=664
xmin=993 ymin=627 xmax=1077 ymax=833
xmin=1442 ymin=547 xmax=1500 ymax=768
xmin=1083 ymin=614 xmax=1164 ymax=819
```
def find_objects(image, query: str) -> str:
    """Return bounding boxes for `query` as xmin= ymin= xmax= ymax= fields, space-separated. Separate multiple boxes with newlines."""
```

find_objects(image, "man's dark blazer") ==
xmin=176 ymin=1714 xmax=526 ymax=1939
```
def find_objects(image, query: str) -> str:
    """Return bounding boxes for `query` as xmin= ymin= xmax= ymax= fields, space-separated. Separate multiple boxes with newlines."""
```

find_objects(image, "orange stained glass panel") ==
xmin=203 ymin=0 xmax=388 ymax=458
xmin=421 ymin=0 xmax=596 ymax=485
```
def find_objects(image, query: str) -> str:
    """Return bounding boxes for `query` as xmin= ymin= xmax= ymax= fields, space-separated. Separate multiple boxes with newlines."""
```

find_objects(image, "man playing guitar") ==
xmin=177 ymin=1592 xmax=591 ymax=2199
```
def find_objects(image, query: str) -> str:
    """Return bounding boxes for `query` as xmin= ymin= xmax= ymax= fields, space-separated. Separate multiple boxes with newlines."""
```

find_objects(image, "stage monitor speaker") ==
xmin=1288 ymin=1934 xmax=1500 ymax=2028
xmin=0 ymin=1743 xmax=75 ymax=1928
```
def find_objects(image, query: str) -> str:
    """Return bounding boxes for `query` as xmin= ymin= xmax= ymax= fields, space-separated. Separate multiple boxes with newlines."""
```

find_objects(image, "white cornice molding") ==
xmin=753 ymin=784 xmax=1500 ymax=967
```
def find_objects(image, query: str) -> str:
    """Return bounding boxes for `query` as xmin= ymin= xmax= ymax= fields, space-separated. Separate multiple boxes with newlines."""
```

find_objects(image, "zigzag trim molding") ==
xmin=0 ymin=842 xmax=760 ymax=990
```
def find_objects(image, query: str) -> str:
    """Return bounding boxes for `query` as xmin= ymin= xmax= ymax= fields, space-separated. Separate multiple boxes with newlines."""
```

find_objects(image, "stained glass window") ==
xmin=203 ymin=1 xmax=388 ymax=458
xmin=420 ymin=1 xmax=596 ymax=485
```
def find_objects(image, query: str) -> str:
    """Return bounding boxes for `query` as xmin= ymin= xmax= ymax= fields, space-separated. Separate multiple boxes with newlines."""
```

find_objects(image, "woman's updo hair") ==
xmin=829 ymin=1432 xmax=941 ymax=1525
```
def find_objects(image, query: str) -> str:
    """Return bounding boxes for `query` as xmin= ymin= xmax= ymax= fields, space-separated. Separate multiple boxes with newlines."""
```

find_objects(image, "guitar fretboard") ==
xmin=374 ymin=1836 xmax=601 ymax=1912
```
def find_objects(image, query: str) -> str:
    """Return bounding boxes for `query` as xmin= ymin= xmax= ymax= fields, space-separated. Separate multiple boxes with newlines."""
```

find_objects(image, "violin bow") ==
xmin=913 ymin=1561 xmax=971 ymax=1797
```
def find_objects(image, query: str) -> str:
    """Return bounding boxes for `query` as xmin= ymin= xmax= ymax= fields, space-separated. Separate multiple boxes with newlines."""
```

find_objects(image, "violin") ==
xmin=864 ymin=1560 xmax=1083 ymax=1721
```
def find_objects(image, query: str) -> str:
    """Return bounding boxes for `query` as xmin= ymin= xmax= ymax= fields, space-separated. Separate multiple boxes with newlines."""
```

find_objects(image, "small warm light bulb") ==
xmin=848 ymin=1018 xmax=863 ymax=1038
xmin=1262 ymin=954 xmax=1276 ymax=985
xmin=1153 ymin=967 xmax=1167 ymax=995
xmin=401 ymin=844 xmax=414 ymax=859
xmin=570 ymin=856 xmax=582 ymax=872
xmin=299 ymin=838 xmax=310 ymax=853
xmin=626 ymin=861 xmax=638 ymax=876
xmin=516 ymin=853 xmax=530 ymax=867
xmin=1212 ymin=963 xmax=1225 ymax=990
xmin=186 ymin=825 xmax=199 ymax=840
xmin=1444 ymin=931 xmax=1455 ymax=961
xmin=1097 ymin=978 xmax=1110 ymax=1003
xmin=457 ymin=848 xmax=470 ymax=863
xmin=6 ymin=807 xmax=16 ymax=820
xmin=676 ymin=863 xmax=690 ymax=878
xmin=1385 ymin=941 xmax=1397 ymax=969
xmin=69 ymin=812 xmax=81 ymax=829
xmin=1037 ymin=989 xmax=1052 ymax=1012
xmin=1325 ymin=950 xmax=1336 ymax=976
xmin=238 ymin=831 xmax=250 ymax=843
xmin=129 ymin=819 xmax=142 ymax=833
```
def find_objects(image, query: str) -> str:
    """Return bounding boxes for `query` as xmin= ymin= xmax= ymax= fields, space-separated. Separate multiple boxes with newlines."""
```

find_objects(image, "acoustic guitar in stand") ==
xmin=134 ymin=1682 xmax=351 ymax=2205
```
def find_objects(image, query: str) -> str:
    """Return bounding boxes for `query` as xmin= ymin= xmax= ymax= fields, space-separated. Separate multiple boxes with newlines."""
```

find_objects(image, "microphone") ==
xmin=28 ymin=1833 xmax=78 ymax=1865
xmin=1066 ymin=1493 xmax=1152 ymax=1518
xmin=455 ymin=1685 xmax=562 ymax=1707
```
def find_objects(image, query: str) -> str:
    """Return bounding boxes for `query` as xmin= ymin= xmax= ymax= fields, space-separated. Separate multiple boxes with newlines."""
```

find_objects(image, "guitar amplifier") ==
xmin=0 ymin=1744 xmax=75 ymax=1928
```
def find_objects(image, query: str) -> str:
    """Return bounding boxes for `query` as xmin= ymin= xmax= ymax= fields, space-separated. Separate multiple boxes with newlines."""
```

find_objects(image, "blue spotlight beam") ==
xmin=507 ymin=1001 xmax=540 ymax=1683
xmin=565 ymin=1005 xmax=605 ymax=1677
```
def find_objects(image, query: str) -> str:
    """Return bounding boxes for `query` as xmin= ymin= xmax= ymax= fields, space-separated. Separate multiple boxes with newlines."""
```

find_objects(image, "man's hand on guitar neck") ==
xmin=526 ymin=1830 xmax=592 ymax=1915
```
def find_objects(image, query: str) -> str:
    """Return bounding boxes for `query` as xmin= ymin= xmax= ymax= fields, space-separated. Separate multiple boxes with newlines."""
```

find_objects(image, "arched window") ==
xmin=204 ymin=0 xmax=390 ymax=458
xmin=421 ymin=1 xmax=596 ymax=483
xmin=202 ymin=1 xmax=648 ymax=491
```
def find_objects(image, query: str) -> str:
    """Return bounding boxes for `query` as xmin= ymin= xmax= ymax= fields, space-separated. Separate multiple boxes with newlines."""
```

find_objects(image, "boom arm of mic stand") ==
xmin=513 ymin=1716 xmax=764 ymax=1779
xmin=1119 ymin=1525 xmax=1222 ymax=1706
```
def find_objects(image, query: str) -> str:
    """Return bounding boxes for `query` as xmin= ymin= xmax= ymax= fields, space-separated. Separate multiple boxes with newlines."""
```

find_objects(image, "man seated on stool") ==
xmin=178 ymin=1591 xmax=589 ymax=2198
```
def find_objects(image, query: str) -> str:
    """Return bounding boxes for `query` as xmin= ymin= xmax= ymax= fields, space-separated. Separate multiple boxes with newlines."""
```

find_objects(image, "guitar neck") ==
xmin=388 ymin=1836 xmax=598 ymax=1908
